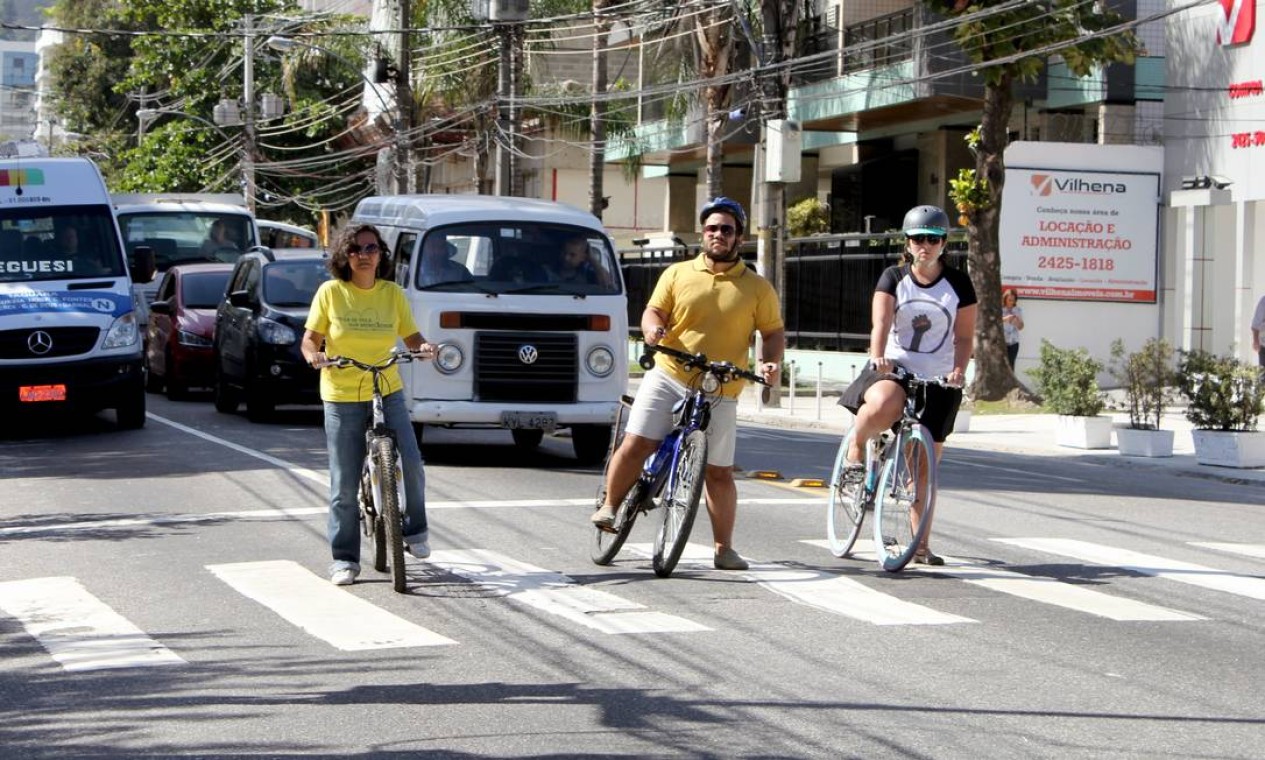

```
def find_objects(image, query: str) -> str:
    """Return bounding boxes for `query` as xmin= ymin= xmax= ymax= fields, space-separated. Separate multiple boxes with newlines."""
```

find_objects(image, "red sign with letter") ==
xmin=1219 ymin=0 xmax=1255 ymax=46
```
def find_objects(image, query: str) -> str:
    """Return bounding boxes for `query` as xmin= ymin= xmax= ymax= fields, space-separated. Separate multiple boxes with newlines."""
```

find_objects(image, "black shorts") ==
xmin=838 ymin=365 xmax=963 ymax=443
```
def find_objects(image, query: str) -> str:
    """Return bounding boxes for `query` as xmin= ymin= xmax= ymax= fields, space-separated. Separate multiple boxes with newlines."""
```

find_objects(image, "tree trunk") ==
xmin=966 ymin=73 xmax=1027 ymax=402
xmin=696 ymin=8 xmax=732 ymax=201
xmin=588 ymin=0 xmax=609 ymax=218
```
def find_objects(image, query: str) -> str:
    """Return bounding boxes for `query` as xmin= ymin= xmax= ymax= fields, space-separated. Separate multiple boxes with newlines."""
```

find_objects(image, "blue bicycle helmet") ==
xmin=699 ymin=196 xmax=747 ymax=234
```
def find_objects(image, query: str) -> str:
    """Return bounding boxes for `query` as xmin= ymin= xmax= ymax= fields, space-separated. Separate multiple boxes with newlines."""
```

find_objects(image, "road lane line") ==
xmin=804 ymin=540 xmax=1202 ymax=622
xmin=625 ymin=542 xmax=973 ymax=626
xmin=948 ymin=458 xmax=1081 ymax=482
xmin=423 ymin=549 xmax=709 ymax=634
xmin=996 ymin=538 xmax=1265 ymax=601
xmin=1190 ymin=542 xmax=1265 ymax=560
xmin=0 ymin=577 xmax=186 ymax=671
xmin=207 ymin=560 xmax=456 ymax=650
xmin=148 ymin=413 xmax=326 ymax=484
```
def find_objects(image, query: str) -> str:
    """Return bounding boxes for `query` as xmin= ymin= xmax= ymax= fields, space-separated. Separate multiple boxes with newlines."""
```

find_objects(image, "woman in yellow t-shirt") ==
xmin=301 ymin=224 xmax=436 ymax=586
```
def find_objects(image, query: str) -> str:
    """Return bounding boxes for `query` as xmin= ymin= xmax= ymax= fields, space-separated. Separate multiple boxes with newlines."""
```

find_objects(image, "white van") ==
xmin=350 ymin=195 xmax=628 ymax=463
xmin=0 ymin=158 xmax=155 ymax=428
xmin=257 ymin=219 xmax=320 ymax=250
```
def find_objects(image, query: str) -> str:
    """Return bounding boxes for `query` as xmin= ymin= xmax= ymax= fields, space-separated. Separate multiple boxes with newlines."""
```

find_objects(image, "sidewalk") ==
xmin=631 ymin=377 xmax=1265 ymax=487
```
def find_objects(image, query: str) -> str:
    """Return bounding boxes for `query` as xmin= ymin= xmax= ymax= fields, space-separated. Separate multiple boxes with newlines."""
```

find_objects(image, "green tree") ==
xmin=927 ymin=0 xmax=1141 ymax=401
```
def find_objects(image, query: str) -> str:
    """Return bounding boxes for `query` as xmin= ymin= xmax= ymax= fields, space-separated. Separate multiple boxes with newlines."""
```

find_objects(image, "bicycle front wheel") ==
xmin=361 ymin=461 xmax=388 ymax=573
xmin=826 ymin=428 xmax=867 ymax=558
xmin=591 ymin=401 xmax=636 ymax=565
xmin=652 ymin=429 xmax=707 ymax=578
xmin=873 ymin=424 xmax=938 ymax=572
xmin=371 ymin=436 xmax=408 ymax=592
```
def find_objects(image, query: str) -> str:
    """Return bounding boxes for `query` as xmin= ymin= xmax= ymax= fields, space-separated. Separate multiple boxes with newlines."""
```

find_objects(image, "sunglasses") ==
xmin=703 ymin=224 xmax=737 ymax=236
xmin=348 ymin=242 xmax=381 ymax=256
xmin=906 ymin=234 xmax=945 ymax=245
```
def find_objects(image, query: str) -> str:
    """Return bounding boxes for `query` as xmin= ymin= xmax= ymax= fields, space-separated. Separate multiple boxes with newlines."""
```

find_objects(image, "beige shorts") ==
xmin=626 ymin=368 xmax=738 ymax=467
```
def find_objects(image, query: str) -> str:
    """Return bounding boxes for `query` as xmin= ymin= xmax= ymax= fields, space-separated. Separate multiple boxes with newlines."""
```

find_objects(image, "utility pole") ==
xmin=242 ymin=13 xmax=257 ymax=213
xmin=395 ymin=0 xmax=413 ymax=194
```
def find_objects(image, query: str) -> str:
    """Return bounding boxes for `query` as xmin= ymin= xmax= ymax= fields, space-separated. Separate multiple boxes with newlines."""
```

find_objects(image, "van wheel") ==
xmin=214 ymin=367 xmax=240 ymax=414
xmin=572 ymin=424 xmax=612 ymax=465
xmin=511 ymin=429 xmax=544 ymax=450
xmin=116 ymin=387 xmax=146 ymax=430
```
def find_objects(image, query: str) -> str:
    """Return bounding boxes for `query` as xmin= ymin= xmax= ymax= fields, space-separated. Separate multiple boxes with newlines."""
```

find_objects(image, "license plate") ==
xmin=20 ymin=384 xmax=67 ymax=402
xmin=501 ymin=411 xmax=557 ymax=431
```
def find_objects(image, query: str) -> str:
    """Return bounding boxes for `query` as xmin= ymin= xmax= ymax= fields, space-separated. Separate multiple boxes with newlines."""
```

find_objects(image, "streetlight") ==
xmin=265 ymin=35 xmax=400 ymax=195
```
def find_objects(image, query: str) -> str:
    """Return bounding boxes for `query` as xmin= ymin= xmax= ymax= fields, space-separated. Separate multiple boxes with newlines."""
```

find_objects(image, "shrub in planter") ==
xmin=1176 ymin=350 xmax=1264 ymax=431
xmin=1029 ymin=340 xmax=1105 ymax=416
xmin=1108 ymin=338 xmax=1176 ymax=430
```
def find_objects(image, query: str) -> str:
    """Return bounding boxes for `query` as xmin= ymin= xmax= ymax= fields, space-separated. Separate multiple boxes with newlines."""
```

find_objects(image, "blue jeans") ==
xmin=324 ymin=391 xmax=428 ymax=568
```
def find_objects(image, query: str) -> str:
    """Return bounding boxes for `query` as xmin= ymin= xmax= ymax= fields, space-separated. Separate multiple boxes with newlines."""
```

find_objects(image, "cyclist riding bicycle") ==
xmin=301 ymin=223 xmax=437 ymax=586
xmin=590 ymin=197 xmax=784 ymax=570
xmin=837 ymin=204 xmax=977 ymax=566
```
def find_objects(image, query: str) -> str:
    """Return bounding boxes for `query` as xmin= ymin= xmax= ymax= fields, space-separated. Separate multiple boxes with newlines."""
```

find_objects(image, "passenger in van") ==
xmin=419 ymin=235 xmax=473 ymax=287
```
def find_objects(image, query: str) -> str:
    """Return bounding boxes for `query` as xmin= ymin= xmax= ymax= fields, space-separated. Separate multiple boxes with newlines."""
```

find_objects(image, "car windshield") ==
xmin=116 ymin=211 xmax=256 ymax=272
xmin=264 ymin=260 xmax=329 ymax=307
xmin=181 ymin=270 xmax=232 ymax=309
xmin=0 ymin=205 xmax=126 ymax=283
xmin=412 ymin=223 xmax=621 ymax=296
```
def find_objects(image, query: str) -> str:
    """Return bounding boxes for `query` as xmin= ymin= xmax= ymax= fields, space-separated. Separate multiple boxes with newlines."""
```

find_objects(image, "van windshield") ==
xmin=116 ymin=211 xmax=256 ymax=272
xmin=0 ymin=205 xmax=125 ymax=283
xmin=409 ymin=223 xmax=621 ymax=296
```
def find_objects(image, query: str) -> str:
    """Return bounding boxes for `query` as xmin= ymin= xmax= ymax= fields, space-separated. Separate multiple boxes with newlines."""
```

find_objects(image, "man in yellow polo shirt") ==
xmin=591 ymin=197 xmax=784 ymax=570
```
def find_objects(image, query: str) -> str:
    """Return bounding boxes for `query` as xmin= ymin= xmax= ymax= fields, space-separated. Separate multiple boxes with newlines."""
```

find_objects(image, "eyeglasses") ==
xmin=703 ymin=224 xmax=736 ymax=236
xmin=348 ymin=243 xmax=380 ymax=256
xmin=906 ymin=234 xmax=945 ymax=245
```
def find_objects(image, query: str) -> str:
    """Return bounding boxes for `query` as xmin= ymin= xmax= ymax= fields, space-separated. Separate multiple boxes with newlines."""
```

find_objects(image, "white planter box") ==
xmin=1056 ymin=415 xmax=1113 ymax=449
xmin=1191 ymin=430 xmax=1265 ymax=468
xmin=954 ymin=409 xmax=972 ymax=433
xmin=1116 ymin=427 xmax=1175 ymax=458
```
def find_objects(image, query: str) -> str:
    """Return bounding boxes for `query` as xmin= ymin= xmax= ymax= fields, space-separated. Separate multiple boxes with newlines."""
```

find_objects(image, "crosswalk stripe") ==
xmin=626 ymin=542 xmax=973 ymax=626
xmin=804 ymin=540 xmax=1203 ymax=622
xmin=1189 ymin=542 xmax=1265 ymax=560
xmin=207 ymin=561 xmax=456 ymax=650
xmin=0 ymin=577 xmax=186 ymax=671
xmin=423 ymin=549 xmax=709 ymax=634
xmin=996 ymin=538 xmax=1265 ymax=601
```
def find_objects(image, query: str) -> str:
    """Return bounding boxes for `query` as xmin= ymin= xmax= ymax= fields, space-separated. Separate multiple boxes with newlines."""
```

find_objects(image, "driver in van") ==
xmin=419 ymin=234 xmax=473 ymax=287
xmin=200 ymin=219 xmax=238 ymax=259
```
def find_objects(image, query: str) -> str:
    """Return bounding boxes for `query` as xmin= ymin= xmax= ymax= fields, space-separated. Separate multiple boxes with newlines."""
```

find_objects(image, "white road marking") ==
xmin=948 ymin=458 xmax=1081 ymax=482
xmin=1190 ymin=542 xmax=1265 ymax=560
xmin=626 ymin=542 xmax=973 ymax=626
xmin=0 ymin=577 xmax=186 ymax=671
xmin=996 ymin=538 xmax=1265 ymax=601
xmin=148 ymin=413 xmax=326 ymax=484
xmin=207 ymin=560 xmax=456 ymax=650
xmin=804 ymin=539 xmax=1202 ymax=622
xmin=423 ymin=549 xmax=708 ymax=634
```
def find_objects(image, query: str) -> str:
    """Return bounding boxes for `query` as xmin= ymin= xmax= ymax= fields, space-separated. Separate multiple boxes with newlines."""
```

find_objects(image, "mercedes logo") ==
xmin=27 ymin=330 xmax=53 ymax=356
xmin=517 ymin=345 xmax=539 ymax=365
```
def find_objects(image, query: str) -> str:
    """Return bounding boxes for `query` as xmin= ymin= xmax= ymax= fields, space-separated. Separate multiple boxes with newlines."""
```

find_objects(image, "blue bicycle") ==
xmin=590 ymin=344 xmax=767 ymax=578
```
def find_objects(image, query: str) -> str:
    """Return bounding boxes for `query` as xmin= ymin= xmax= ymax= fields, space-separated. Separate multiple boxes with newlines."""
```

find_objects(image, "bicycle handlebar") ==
xmin=315 ymin=348 xmax=424 ymax=372
xmin=640 ymin=343 xmax=770 ymax=386
xmin=881 ymin=362 xmax=960 ymax=389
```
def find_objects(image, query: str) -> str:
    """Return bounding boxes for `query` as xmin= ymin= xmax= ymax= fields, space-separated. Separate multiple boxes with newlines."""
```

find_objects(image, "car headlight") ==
xmin=257 ymin=318 xmax=297 ymax=345
xmin=701 ymin=372 xmax=722 ymax=394
xmin=586 ymin=346 xmax=615 ymax=377
xmin=102 ymin=312 xmax=140 ymax=349
xmin=177 ymin=329 xmax=213 ymax=348
xmin=434 ymin=343 xmax=464 ymax=374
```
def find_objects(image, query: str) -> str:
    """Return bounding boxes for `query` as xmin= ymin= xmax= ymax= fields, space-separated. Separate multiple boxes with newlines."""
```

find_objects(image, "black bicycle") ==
xmin=321 ymin=349 xmax=423 ymax=593
xmin=591 ymin=344 xmax=768 ymax=577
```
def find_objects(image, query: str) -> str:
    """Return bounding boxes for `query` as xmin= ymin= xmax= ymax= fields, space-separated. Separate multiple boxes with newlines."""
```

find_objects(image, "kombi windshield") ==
xmin=116 ymin=211 xmax=256 ymax=272
xmin=0 ymin=205 xmax=125 ymax=283
xmin=407 ymin=223 xmax=621 ymax=296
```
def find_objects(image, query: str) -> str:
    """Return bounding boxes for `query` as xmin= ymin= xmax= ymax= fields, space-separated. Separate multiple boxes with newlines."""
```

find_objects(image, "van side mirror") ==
xmin=130 ymin=245 xmax=156 ymax=284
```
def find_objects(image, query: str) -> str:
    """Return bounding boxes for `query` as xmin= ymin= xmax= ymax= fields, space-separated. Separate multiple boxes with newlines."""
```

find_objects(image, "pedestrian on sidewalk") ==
xmin=590 ymin=197 xmax=784 ymax=570
xmin=1001 ymin=287 xmax=1024 ymax=369
xmin=838 ymin=204 xmax=977 ymax=565
xmin=1252 ymin=293 xmax=1265 ymax=367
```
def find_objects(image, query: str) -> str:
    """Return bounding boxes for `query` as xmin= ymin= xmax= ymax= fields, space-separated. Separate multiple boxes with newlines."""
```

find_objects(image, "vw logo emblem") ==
xmin=517 ymin=345 xmax=539 ymax=365
xmin=27 ymin=330 xmax=54 ymax=356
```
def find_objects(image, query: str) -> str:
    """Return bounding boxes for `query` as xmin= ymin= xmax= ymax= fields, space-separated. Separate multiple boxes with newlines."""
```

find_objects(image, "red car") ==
xmin=145 ymin=263 xmax=234 ymax=399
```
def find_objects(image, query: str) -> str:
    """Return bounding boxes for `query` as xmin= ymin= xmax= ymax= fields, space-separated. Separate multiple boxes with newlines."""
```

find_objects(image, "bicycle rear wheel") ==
xmin=873 ymin=424 xmax=937 ymax=572
xmin=652 ymin=429 xmax=707 ymax=578
xmin=826 ymin=428 xmax=867 ymax=558
xmin=371 ymin=436 xmax=408 ymax=592
xmin=591 ymin=401 xmax=636 ymax=565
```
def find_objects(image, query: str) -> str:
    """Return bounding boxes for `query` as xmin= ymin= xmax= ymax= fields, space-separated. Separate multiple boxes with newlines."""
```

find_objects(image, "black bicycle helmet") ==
xmin=901 ymin=205 xmax=950 ymax=236
xmin=699 ymin=196 xmax=747 ymax=233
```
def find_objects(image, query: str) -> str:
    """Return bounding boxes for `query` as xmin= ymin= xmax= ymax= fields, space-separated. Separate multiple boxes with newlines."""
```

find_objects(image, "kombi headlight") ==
xmin=102 ymin=312 xmax=140 ymax=349
xmin=434 ymin=343 xmax=464 ymax=374
xmin=257 ymin=318 xmax=296 ymax=345
xmin=586 ymin=346 xmax=615 ymax=377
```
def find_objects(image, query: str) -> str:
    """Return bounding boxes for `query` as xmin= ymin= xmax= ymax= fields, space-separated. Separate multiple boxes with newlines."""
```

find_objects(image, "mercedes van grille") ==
xmin=474 ymin=332 xmax=577 ymax=403
xmin=0 ymin=327 xmax=100 ymax=359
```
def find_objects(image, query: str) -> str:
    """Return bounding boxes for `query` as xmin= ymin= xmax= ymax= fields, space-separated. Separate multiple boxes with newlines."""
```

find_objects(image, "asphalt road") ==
xmin=2 ymin=392 xmax=1264 ymax=758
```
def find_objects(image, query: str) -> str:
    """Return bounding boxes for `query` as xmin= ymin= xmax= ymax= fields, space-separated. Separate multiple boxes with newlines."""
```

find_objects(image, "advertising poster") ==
xmin=999 ymin=168 xmax=1160 ymax=303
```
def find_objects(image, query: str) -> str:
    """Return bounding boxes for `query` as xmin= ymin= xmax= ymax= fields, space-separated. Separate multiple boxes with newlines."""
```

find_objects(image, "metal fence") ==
xmin=618 ymin=231 xmax=968 ymax=352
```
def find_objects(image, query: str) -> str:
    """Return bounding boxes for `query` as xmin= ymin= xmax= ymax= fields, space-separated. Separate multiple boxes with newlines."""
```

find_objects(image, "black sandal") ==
xmin=914 ymin=549 xmax=945 ymax=566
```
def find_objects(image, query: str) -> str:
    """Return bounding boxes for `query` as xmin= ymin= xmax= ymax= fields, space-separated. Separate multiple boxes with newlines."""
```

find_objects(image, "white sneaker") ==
xmin=406 ymin=533 xmax=430 ymax=559
xmin=330 ymin=567 xmax=357 ymax=586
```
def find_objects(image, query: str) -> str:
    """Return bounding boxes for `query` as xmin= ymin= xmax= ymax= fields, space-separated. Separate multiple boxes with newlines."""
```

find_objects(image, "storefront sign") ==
xmin=1000 ymin=168 xmax=1160 ymax=303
